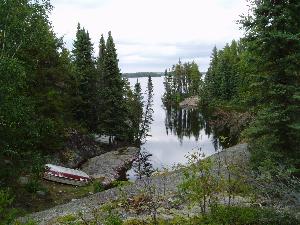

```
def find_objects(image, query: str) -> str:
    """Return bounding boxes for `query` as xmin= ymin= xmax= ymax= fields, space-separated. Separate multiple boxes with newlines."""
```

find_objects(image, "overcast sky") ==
xmin=50 ymin=0 xmax=249 ymax=73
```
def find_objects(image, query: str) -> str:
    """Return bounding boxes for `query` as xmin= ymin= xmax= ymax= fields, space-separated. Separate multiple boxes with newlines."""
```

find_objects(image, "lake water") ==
xmin=127 ymin=77 xmax=222 ymax=179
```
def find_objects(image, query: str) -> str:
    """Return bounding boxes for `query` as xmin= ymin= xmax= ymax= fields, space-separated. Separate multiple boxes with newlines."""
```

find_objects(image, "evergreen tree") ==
xmin=0 ymin=0 xmax=74 ymax=191
xmin=163 ymin=60 xmax=201 ymax=104
xmin=241 ymin=0 xmax=300 ymax=167
xmin=100 ymin=31 xmax=127 ymax=142
xmin=132 ymin=80 xmax=144 ymax=143
xmin=204 ymin=41 xmax=241 ymax=102
xmin=189 ymin=61 xmax=202 ymax=96
xmin=205 ymin=46 xmax=220 ymax=99
xmin=95 ymin=34 xmax=106 ymax=132
xmin=139 ymin=76 xmax=154 ymax=143
xmin=72 ymin=23 xmax=97 ymax=130
xmin=96 ymin=34 xmax=106 ymax=89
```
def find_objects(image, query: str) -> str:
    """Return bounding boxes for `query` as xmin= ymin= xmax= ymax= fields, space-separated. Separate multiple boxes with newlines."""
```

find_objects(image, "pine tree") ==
xmin=241 ymin=0 xmax=300 ymax=167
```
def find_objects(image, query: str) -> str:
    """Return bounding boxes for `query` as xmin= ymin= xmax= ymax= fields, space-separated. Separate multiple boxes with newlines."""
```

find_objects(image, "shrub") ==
xmin=93 ymin=181 xmax=105 ymax=193
xmin=0 ymin=189 xmax=17 ymax=224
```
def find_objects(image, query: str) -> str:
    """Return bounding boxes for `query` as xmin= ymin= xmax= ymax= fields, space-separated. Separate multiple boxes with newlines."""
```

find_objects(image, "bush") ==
xmin=203 ymin=205 xmax=299 ymax=225
xmin=0 ymin=189 xmax=17 ymax=224
xmin=24 ymin=179 xmax=43 ymax=194
xmin=93 ymin=181 xmax=105 ymax=193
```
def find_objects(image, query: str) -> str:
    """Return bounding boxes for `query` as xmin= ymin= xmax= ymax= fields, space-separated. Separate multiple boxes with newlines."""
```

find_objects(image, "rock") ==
xmin=4 ymin=159 xmax=13 ymax=165
xmin=27 ymin=144 xmax=298 ymax=225
xmin=179 ymin=96 xmax=199 ymax=109
xmin=18 ymin=176 xmax=29 ymax=186
xmin=81 ymin=147 xmax=139 ymax=186
xmin=49 ymin=129 xmax=106 ymax=169
xmin=94 ymin=134 xmax=115 ymax=144
xmin=36 ymin=191 xmax=46 ymax=197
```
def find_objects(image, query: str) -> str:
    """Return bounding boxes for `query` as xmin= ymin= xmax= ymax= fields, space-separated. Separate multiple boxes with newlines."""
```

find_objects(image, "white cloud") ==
xmin=50 ymin=0 xmax=248 ymax=72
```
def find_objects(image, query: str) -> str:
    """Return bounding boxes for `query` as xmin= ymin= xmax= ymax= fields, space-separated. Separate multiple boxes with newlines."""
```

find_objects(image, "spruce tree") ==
xmin=241 ymin=0 xmax=300 ymax=167
xmin=95 ymin=34 xmax=106 ymax=132
xmin=132 ymin=80 xmax=144 ymax=143
xmin=100 ymin=31 xmax=127 ymax=142
xmin=139 ymin=76 xmax=154 ymax=143
xmin=189 ymin=61 xmax=201 ymax=96
xmin=205 ymin=46 xmax=219 ymax=99
xmin=97 ymin=34 xmax=106 ymax=84
xmin=72 ymin=23 xmax=97 ymax=130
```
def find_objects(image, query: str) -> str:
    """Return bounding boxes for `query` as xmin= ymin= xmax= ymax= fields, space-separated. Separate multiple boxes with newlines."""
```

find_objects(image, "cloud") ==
xmin=50 ymin=0 xmax=249 ymax=72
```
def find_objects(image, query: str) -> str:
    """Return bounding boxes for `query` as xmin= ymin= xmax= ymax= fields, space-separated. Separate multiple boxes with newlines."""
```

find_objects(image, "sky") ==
xmin=50 ymin=0 xmax=249 ymax=73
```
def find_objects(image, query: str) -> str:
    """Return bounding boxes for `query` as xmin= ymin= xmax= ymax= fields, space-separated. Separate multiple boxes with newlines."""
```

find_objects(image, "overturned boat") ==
xmin=44 ymin=164 xmax=91 ymax=186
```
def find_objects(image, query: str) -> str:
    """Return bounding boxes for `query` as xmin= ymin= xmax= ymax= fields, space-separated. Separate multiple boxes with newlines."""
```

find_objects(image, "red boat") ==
xmin=44 ymin=164 xmax=91 ymax=186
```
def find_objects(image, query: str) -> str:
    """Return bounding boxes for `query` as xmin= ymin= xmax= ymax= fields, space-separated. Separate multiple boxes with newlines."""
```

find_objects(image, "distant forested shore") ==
xmin=122 ymin=72 xmax=163 ymax=78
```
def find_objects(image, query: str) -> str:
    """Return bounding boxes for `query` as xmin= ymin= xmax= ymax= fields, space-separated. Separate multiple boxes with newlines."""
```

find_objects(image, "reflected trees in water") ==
xmin=164 ymin=105 xmax=234 ymax=150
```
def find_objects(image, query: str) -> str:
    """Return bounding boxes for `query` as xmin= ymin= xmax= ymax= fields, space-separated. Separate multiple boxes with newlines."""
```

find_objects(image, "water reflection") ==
xmin=126 ymin=77 xmax=230 ymax=180
xmin=165 ymin=105 xmax=205 ymax=143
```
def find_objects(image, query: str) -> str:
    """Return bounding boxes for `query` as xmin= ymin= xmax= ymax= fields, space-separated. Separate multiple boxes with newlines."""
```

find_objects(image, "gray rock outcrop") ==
xmin=81 ymin=147 xmax=140 ymax=185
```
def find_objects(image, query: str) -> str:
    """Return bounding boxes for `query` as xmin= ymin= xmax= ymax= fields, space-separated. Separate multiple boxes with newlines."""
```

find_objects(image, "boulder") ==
xmin=81 ymin=147 xmax=139 ymax=186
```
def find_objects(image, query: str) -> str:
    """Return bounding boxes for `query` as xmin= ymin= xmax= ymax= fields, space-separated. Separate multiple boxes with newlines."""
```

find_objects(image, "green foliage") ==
xmin=129 ymin=80 xmax=144 ymax=143
xmin=112 ymin=205 xmax=300 ymax=225
xmin=0 ymin=189 xmax=18 ymax=224
xmin=56 ymin=214 xmax=78 ymax=225
xmin=93 ymin=181 xmax=105 ymax=193
xmin=24 ymin=179 xmax=43 ymax=194
xmin=205 ymin=205 xmax=299 ymax=225
xmin=203 ymin=41 xmax=242 ymax=103
xmin=72 ymin=23 xmax=97 ymax=131
xmin=201 ymin=1 xmax=300 ymax=170
xmin=163 ymin=60 xmax=202 ymax=104
xmin=178 ymin=152 xmax=218 ymax=213
xmin=138 ymin=76 xmax=154 ymax=144
xmin=133 ymin=151 xmax=154 ymax=180
xmin=104 ymin=214 xmax=123 ymax=225
xmin=98 ymin=31 xmax=128 ymax=141
xmin=123 ymin=72 xmax=162 ymax=78
xmin=240 ymin=0 xmax=300 ymax=168
xmin=111 ymin=180 xmax=132 ymax=188
xmin=0 ymin=0 xmax=70 ymax=189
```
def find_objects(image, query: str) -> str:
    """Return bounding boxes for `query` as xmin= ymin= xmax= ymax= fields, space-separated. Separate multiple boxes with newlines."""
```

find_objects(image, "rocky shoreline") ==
xmin=81 ymin=147 xmax=139 ymax=186
xmin=19 ymin=143 xmax=300 ymax=224
xmin=20 ymin=144 xmax=250 ymax=224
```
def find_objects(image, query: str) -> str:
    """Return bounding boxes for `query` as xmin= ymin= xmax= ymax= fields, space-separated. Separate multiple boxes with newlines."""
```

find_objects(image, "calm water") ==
xmin=127 ymin=77 xmax=222 ymax=179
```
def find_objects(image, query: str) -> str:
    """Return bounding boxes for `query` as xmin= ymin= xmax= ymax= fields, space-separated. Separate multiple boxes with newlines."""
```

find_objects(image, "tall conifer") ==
xmin=242 ymin=0 xmax=300 ymax=166
xmin=72 ymin=23 xmax=97 ymax=130
xmin=100 ymin=31 xmax=127 ymax=141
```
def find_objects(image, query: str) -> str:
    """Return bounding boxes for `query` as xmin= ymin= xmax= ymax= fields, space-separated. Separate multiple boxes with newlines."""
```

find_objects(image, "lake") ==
xmin=127 ymin=76 xmax=222 ymax=179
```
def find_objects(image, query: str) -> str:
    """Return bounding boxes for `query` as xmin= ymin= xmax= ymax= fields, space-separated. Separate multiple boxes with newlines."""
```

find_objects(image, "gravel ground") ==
xmin=19 ymin=144 xmax=250 ymax=224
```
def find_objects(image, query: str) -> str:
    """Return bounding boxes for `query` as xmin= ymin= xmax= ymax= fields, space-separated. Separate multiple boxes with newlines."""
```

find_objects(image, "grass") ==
xmin=13 ymin=179 xmax=96 ymax=216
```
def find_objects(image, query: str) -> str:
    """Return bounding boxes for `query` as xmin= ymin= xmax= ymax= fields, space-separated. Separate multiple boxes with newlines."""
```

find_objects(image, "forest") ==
xmin=0 ymin=0 xmax=154 ymax=222
xmin=163 ymin=4 xmax=300 ymax=172
xmin=122 ymin=72 xmax=163 ymax=78
xmin=0 ymin=0 xmax=299 ymax=224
